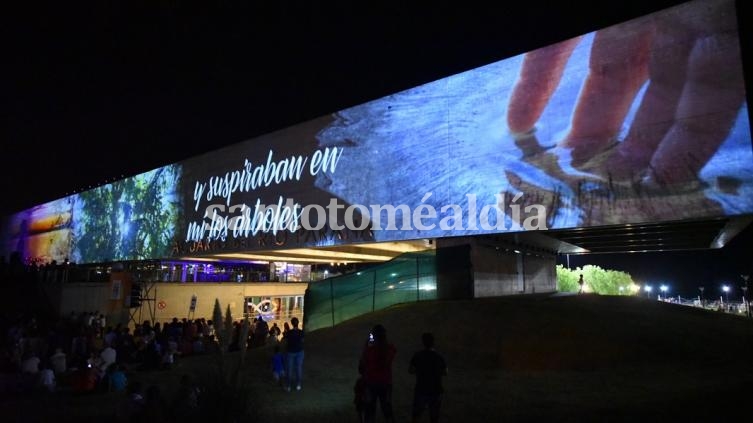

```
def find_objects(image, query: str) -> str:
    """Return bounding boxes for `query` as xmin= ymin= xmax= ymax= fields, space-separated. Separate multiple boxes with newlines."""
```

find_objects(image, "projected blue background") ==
xmin=1 ymin=0 xmax=750 ymax=264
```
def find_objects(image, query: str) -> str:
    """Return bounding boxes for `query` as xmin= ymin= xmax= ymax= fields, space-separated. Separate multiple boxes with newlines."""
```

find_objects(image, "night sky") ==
xmin=560 ymin=222 xmax=753 ymax=298
xmin=2 ymin=1 xmax=751 ymax=295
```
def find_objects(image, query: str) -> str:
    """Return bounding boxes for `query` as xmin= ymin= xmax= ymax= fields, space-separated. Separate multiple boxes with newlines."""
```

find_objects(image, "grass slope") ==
xmin=248 ymin=294 xmax=753 ymax=422
xmin=3 ymin=294 xmax=752 ymax=422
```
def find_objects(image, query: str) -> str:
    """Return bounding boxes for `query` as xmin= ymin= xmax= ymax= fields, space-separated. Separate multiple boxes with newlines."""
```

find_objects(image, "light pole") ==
xmin=644 ymin=285 xmax=652 ymax=299
xmin=722 ymin=285 xmax=730 ymax=304
xmin=743 ymin=286 xmax=749 ymax=316
xmin=660 ymin=285 xmax=668 ymax=301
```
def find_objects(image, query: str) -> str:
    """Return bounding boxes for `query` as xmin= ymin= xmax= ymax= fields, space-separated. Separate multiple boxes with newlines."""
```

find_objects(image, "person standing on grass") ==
xmin=409 ymin=332 xmax=447 ymax=423
xmin=271 ymin=345 xmax=286 ymax=387
xmin=269 ymin=322 xmax=282 ymax=342
xmin=578 ymin=274 xmax=585 ymax=294
xmin=285 ymin=317 xmax=304 ymax=392
xmin=353 ymin=373 xmax=367 ymax=423
xmin=359 ymin=324 xmax=397 ymax=423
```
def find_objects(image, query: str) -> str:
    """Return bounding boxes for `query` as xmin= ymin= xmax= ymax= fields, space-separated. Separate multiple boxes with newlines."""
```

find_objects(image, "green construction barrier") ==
xmin=304 ymin=251 xmax=436 ymax=331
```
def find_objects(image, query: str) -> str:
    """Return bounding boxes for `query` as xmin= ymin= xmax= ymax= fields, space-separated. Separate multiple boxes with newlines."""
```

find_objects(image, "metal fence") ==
xmin=659 ymin=296 xmax=751 ymax=317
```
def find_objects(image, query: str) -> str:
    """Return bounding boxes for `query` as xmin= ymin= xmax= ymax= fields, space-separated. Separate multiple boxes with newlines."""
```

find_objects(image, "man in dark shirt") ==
xmin=285 ymin=317 xmax=304 ymax=391
xmin=409 ymin=332 xmax=447 ymax=423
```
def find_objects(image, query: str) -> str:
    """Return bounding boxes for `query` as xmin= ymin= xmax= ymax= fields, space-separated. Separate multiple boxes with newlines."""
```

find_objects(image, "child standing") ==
xmin=271 ymin=345 xmax=285 ymax=387
xmin=353 ymin=375 xmax=367 ymax=423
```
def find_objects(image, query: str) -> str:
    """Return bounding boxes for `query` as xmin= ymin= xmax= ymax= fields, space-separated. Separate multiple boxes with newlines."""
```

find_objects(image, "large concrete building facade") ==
xmin=2 ymin=0 xmax=751 ymax=328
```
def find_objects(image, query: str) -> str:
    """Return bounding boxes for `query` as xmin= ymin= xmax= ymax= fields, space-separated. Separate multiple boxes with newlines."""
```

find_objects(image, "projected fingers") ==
xmin=644 ymin=32 xmax=746 ymax=186
xmin=604 ymin=5 xmax=745 ymax=184
xmin=604 ymin=23 xmax=695 ymax=181
xmin=504 ymin=137 xmax=728 ymax=227
xmin=506 ymin=37 xmax=582 ymax=137
xmin=506 ymin=0 xmax=745 ymax=207
xmin=561 ymin=22 xmax=654 ymax=168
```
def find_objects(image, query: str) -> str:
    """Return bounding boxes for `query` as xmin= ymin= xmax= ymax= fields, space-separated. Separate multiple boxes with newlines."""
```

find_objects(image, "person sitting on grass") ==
xmin=161 ymin=348 xmax=175 ymax=370
xmin=70 ymin=359 xmax=97 ymax=395
xmin=170 ymin=374 xmax=201 ymax=420
xmin=107 ymin=363 xmax=128 ymax=393
xmin=119 ymin=381 xmax=144 ymax=422
xmin=38 ymin=362 xmax=56 ymax=393
xmin=49 ymin=347 xmax=67 ymax=375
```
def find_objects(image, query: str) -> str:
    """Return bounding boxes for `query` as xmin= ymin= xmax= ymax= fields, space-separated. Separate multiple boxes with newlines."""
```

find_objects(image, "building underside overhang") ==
xmin=542 ymin=215 xmax=753 ymax=255
xmin=173 ymin=216 xmax=752 ymax=265
xmin=176 ymin=239 xmax=435 ymax=265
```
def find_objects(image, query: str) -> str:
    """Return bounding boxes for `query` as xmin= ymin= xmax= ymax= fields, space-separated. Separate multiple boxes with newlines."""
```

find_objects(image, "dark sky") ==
xmin=2 ymin=1 xmax=751 ymax=293
xmin=1 ymin=0 xmax=705 ymax=215
xmin=560 ymin=222 xmax=753 ymax=298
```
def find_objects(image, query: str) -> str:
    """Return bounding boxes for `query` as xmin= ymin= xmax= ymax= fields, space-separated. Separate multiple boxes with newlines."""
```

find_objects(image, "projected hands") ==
xmin=504 ymin=1 xmax=745 ymax=226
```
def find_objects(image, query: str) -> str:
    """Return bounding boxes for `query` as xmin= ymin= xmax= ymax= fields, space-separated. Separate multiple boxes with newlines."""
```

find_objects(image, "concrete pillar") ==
xmin=435 ymin=235 xmax=556 ymax=299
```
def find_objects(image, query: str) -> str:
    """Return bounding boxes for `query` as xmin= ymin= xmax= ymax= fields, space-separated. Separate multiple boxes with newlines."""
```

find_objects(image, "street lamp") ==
xmin=722 ymin=285 xmax=730 ymax=304
xmin=660 ymin=285 xmax=668 ymax=301
xmin=742 ymin=275 xmax=751 ymax=317
xmin=644 ymin=285 xmax=652 ymax=299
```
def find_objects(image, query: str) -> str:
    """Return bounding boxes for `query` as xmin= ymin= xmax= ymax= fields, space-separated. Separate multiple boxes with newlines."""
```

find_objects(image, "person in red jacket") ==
xmin=359 ymin=324 xmax=397 ymax=423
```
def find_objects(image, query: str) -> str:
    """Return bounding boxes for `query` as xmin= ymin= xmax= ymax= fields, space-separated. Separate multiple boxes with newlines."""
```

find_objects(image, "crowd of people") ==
xmin=0 ymin=276 xmax=449 ymax=421
xmin=0 ymin=307 xmax=300 ymax=420
xmin=0 ymin=253 xmax=89 ymax=285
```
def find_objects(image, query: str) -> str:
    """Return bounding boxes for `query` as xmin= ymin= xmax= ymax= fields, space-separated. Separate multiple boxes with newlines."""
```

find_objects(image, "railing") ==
xmin=659 ymin=296 xmax=751 ymax=317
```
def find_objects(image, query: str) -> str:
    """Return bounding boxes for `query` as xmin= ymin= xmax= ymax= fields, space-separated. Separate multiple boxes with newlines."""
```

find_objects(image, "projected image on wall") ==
xmin=316 ymin=0 xmax=750 ymax=239
xmin=1 ymin=197 xmax=75 ymax=265
xmin=1 ymin=0 xmax=749 ymax=263
xmin=72 ymin=165 xmax=183 ymax=263
xmin=2 ymin=165 xmax=182 ymax=264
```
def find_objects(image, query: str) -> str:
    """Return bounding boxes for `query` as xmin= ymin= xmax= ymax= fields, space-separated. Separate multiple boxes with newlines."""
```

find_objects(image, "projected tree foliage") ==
xmin=74 ymin=166 xmax=181 ymax=262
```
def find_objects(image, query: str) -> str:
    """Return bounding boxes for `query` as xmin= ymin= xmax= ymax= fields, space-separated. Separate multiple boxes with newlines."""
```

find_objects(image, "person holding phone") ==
xmin=359 ymin=324 xmax=397 ymax=423
xmin=285 ymin=317 xmax=304 ymax=392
